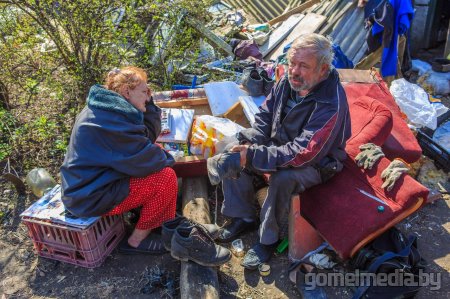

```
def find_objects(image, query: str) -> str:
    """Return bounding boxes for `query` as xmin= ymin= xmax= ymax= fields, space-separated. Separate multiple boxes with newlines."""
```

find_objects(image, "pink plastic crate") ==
xmin=22 ymin=215 xmax=125 ymax=268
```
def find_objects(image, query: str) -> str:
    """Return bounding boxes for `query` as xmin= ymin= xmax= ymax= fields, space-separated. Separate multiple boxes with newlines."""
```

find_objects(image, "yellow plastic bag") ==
xmin=190 ymin=115 xmax=244 ymax=158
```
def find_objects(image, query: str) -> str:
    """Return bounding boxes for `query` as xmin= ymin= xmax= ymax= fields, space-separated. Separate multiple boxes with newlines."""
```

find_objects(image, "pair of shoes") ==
xmin=241 ymin=242 xmax=278 ymax=270
xmin=161 ymin=215 xmax=220 ymax=250
xmin=118 ymin=232 xmax=168 ymax=255
xmin=207 ymin=152 xmax=242 ymax=186
xmin=170 ymin=224 xmax=232 ymax=267
xmin=241 ymin=67 xmax=274 ymax=97
xmin=217 ymin=217 xmax=258 ymax=243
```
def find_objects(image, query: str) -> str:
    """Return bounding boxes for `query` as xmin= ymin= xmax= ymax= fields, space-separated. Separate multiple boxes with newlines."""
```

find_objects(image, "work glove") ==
xmin=355 ymin=143 xmax=385 ymax=170
xmin=381 ymin=160 xmax=409 ymax=191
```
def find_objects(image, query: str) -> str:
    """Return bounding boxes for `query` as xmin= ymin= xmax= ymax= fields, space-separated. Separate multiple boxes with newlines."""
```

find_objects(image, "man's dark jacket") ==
xmin=239 ymin=69 xmax=351 ymax=172
xmin=60 ymin=85 xmax=174 ymax=217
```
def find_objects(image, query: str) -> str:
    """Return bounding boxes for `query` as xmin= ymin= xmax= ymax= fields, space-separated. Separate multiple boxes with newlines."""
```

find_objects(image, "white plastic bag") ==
xmin=389 ymin=79 xmax=438 ymax=130
xmin=190 ymin=115 xmax=244 ymax=158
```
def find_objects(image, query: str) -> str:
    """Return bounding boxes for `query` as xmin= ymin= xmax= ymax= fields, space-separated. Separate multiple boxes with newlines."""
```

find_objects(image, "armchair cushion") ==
xmin=343 ymin=77 xmax=422 ymax=163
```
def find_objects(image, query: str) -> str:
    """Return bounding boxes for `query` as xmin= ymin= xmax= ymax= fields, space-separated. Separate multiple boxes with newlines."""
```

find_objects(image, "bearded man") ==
xmin=208 ymin=33 xmax=351 ymax=269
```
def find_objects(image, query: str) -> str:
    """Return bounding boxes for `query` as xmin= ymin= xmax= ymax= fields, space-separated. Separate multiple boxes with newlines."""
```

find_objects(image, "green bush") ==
xmin=0 ymin=108 xmax=16 ymax=161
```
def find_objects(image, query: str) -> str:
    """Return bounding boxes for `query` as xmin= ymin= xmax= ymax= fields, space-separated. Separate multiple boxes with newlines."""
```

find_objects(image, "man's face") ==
xmin=287 ymin=48 xmax=328 ymax=94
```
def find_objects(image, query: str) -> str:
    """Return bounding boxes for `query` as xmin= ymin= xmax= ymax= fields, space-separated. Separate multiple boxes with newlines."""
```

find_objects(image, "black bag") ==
xmin=351 ymin=227 xmax=427 ymax=299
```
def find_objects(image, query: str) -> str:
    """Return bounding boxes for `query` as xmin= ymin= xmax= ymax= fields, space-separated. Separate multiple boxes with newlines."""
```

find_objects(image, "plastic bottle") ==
xmin=25 ymin=168 xmax=57 ymax=198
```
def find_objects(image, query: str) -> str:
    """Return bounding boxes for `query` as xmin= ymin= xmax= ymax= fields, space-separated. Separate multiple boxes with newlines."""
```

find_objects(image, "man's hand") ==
xmin=355 ymin=143 xmax=385 ymax=170
xmin=230 ymin=144 xmax=249 ymax=167
xmin=381 ymin=160 xmax=409 ymax=191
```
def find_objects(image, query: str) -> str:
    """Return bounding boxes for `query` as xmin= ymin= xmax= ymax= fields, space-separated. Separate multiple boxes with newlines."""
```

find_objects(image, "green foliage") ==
xmin=0 ymin=0 xmax=214 ymax=172
xmin=0 ymin=108 xmax=16 ymax=161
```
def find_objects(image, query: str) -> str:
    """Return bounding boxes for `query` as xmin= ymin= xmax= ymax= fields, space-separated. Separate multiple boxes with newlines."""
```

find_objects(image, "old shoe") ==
xmin=216 ymin=217 xmax=258 ymax=243
xmin=259 ymin=68 xmax=274 ymax=96
xmin=207 ymin=152 xmax=242 ymax=185
xmin=162 ymin=215 xmax=220 ymax=250
xmin=241 ymin=68 xmax=264 ymax=96
xmin=171 ymin=224 xmax=232 ymax=267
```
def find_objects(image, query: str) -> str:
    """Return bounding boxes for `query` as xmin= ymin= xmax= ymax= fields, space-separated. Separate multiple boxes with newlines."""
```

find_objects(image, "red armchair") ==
xmin=296 ymin=93 xmax=428 ymax=260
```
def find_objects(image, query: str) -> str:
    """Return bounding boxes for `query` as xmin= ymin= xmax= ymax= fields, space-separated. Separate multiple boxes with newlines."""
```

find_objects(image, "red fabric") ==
xmin=345 ymin=96 xmax=393 ymax=157
xmin=343 ymin=79 xmax=422 ymax=163
xmin=301 ymin=157 xmax=428 ymax=259
xmin=300 ymin=95 xmax=428 ymax=259
xmin=105 ymin=167 xmax=177 ymax=230
xmin=173 ymin=159 xmax=207 ymax=177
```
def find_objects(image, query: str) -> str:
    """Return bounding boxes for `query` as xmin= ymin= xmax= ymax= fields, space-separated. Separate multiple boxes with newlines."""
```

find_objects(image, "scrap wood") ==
xmin=268 ymin=13 xmax=326 ymax=61
xmin=156 ymin=97 xmax=208 ymax=108
xmin=185 ymin=18 xmax=234 ymax=56
xmin=267 ymin=0 xmax=320 ymax=26
xmin=180 ymin=176 xmax=220 ymax=299
xmin=260 ymin=14 xmax=304 ymax=57
xmin=223 ymin=101 xmax=250 ymax=128
xmin=338 ymin=69 xmax=376 ymax=83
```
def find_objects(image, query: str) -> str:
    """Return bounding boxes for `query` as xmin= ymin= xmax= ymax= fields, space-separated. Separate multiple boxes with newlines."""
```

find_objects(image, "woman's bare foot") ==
xmin=128 ymin=228 xmax=151 ymax=248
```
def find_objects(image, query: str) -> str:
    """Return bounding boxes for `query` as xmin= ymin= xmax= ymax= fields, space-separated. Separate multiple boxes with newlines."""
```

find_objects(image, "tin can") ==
xmin=258 ymin=263 xmax=271 ymax=276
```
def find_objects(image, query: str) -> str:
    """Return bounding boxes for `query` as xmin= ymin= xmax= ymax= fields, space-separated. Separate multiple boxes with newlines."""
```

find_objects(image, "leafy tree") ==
xmin=0 ymin=0 xmax=213 ymax=171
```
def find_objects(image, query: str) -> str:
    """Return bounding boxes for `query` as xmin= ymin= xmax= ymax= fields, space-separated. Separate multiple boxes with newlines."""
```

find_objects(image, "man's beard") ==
xmin=288 ymin=75 xmax=313 ymax=92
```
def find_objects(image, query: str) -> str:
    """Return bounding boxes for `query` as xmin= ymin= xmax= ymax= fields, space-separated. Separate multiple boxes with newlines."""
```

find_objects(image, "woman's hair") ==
xmin=104 ymin=66 xmax=148 ymax=93
xmin=287 ymin=33 xmax=334 ymax=70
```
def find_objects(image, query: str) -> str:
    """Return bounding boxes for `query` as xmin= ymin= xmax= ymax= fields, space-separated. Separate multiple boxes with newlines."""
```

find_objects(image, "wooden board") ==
xmin=337 ymin=69 xmax=376 ymax=84
xmin=180 ymin=176 xmax=220 ymax=299
xmin=260 ymin=14 xmax=304 ymax=58
xmin=181 ymin=176 xmax=211 ymax=224
xmin=204 ymin=81 xmax=246 ymax=116
xmin=180 ymin=262 xmax=219 ymax=299
xmin=267 ymin=0 xmax=320 ymax=26
xmin=223 ymin=101 xmax=250 ymax=128
xmin=186 ymin=19 xmax=234 ymax=56
xmin=156 ymin=97 xmax=208 ymax=108
xmin=267 ymin=13 xmax=326 ymax=61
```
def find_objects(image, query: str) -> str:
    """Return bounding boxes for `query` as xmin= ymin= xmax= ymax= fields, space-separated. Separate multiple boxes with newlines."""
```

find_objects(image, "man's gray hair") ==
xmin=287 ymin=33 xmax=334 ymax=69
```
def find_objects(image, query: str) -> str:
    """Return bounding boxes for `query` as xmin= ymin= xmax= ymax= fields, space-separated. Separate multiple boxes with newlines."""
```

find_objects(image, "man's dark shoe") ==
xmin=242 ymin=68 xmax=264 ymax=96
xmin=217 ymin=217 xmax=258 ymax=243
xmin=259 ymin=69 xmax=274 ymax=96
xmin=241 ymin=242 xmax=277 ymax=270
xmin=171 ymin=224 xmax=232 ymax=267
xmin=162 ymin=216 xmax=220 ymax=250
xmin=207 ymin=152 xmax=242 ymax=186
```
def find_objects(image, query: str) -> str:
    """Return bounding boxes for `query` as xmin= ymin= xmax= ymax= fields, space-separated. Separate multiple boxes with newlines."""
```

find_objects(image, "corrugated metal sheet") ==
xmin=223 ymin=0 xmax=368 ymax=64
xmin=223 ymin=0 xmax=292 ymax=23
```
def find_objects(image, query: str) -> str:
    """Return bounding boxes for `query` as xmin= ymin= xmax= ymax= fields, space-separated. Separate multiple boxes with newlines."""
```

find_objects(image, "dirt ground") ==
xmin=0 ymin=172 xmax=449 ymax=299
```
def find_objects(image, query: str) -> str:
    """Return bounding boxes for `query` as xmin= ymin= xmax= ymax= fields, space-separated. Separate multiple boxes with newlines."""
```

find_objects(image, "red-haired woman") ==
xmin=61 ymin=66 xmax=177 ymax=254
